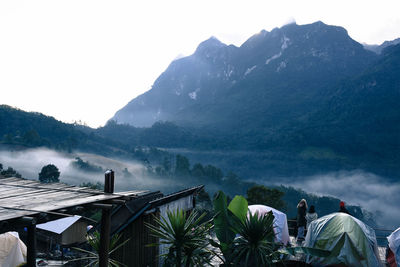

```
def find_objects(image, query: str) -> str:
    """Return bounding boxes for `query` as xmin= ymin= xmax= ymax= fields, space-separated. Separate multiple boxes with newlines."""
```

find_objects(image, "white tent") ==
xmin=248 ymin=204 xmax=290 ymax=245
xmin=0 ymin=232 xmax=27 ymax=267
xmin=388 ymin=227 xmax=400 ymax=266
xmin=305 ymin=213 xmax=382 ymax=267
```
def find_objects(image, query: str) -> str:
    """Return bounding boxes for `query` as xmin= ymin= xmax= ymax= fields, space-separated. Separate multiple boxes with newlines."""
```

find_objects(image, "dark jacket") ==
xmin=297 ymin=205 xmax=307 ymax=227
xmin=339 ymin=206 xmax=351 ymax=215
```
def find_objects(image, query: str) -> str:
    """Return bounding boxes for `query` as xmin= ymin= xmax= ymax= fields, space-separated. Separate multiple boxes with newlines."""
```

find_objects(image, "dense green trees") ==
xmin=71 ymin=157 xmax=104 ymax=173
xmin=38 ymin=164 xmax=60 ymax=183
xmin=247 ymin=185 xmax=286 ymax=211
xmin=175 ymin=155 xmax=190 ymax=176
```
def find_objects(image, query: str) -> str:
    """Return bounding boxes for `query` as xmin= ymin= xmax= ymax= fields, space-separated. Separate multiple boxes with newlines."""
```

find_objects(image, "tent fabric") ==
xmin=248 ymin=205 xmax=290 ymax=245
xmin=304 ymin=212 xmax=382 ymax=267
xmin=0 ymin=232 xmax=27 ymax=267
xmin=37 ymin=215 xmax=82 ymax=234
xmin=387 ymin=227 xmax=400 ymax=267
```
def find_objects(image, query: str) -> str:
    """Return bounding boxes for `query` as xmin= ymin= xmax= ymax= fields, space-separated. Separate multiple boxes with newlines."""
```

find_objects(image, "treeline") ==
xmin=71 ymin=157 xmax=104 ymax=173
xmin=0 ymin=163 xmax=22 ymax=178
xmin=143 ymin=154 xmax=376 ymax=227
xmin=0 ymin=105 xmax=171 ymax=161
xmin=145 ymin=153 xmax=256 ymax=197
xmin=97 ymin=120 xmax=400 ymax=179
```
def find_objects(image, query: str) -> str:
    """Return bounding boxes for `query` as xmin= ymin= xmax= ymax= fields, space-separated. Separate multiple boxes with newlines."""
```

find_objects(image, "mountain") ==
xmin=364 ymin=37 xmax=400 ymax=54
xmin=292 ymin=44 xmax=400 ymax=170
xmin=112 ymin=21 xmax=377 ymax=130
xmin=107 ymin=21 xmax=400 ymax=177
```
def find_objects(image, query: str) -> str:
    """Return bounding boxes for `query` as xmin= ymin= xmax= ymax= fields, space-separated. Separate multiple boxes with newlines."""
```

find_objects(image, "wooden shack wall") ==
xmin=113 ymin=212 xmax=159 ymax=267
xmin=62 ymin=221 xmax=87 ymax=245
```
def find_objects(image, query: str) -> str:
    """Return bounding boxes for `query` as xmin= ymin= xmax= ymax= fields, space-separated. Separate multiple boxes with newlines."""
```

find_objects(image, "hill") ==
xmin=0 ymin=105 xmax=138 ymax=157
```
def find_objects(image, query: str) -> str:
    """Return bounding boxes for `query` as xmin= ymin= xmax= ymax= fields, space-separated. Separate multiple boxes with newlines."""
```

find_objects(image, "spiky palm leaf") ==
xmin=71 ymin=231 xmax=129 ymax=267
xmin=146 ymin=209 xmax=213 ymax=266
xmin=232 ymin=210 xmax=281 ymax=266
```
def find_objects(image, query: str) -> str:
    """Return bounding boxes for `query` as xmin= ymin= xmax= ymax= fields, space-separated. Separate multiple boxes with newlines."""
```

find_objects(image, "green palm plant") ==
xmin=232 ymin=210 xmax=281 ymax=266
xmin=71 ymin=231 xmax=129 ymax=267
xmin=209 ymin=191 xmax=248 ymax=265
xmin=146 ymin=209 xmax=213 ymax=267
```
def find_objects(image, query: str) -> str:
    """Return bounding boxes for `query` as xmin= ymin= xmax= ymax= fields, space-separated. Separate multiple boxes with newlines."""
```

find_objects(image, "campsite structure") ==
xmin=111 ymin=185 xmax=203 ymax=266
xmin=36 ymin=215 xmax=88 ymax=254
xmin=304 ymin=212 xmax=382 ymax=267
xmin=248 ymin=204 xmax=290 ymax=246
xmin=387 ymin=227 xmax=400 ymax=267
xmin=0 ymin=171 xmax=145 ymax=267
xmin=0 ymin=172 xmax=203 ymax=267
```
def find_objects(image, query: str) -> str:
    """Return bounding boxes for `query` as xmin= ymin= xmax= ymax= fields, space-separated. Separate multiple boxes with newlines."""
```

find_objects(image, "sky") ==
xmin=1 ymin=0 xmax=400 ymax=128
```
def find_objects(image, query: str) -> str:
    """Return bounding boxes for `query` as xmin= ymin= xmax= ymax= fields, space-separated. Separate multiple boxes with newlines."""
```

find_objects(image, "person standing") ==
xmin=296 ymin=199 xmax=308 ymax=242
xmin=305 ymin=205 xmax=318 ymax=230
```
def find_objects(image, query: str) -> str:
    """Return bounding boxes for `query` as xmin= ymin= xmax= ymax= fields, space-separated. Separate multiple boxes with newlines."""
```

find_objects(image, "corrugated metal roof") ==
xmin=0 ymin=177 xmax=147 ymax=221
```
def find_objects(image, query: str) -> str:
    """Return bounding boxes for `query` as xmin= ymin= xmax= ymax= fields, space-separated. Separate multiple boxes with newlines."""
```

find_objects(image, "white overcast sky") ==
xmin=1 ymin=0 xmax=400 ymax=128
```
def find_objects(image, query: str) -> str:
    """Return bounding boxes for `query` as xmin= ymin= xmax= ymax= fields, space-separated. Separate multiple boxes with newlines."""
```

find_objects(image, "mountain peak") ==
xmin=112 ymin=21 xmax=379 ymax=129
xmin=312 ymin=20 xmax=326 ymax=26
xmin=194 ymin=36 xmax=226 ymax=56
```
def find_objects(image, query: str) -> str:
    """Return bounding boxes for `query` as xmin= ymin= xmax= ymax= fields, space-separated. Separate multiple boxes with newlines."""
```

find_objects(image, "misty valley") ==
xmin=0 ymin=145 xmax=398 ymax=231
xmin=0 ymin=20 xmax=400 ymax=266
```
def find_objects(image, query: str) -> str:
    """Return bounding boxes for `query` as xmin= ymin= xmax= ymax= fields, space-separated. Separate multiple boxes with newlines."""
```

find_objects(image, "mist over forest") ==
xmin=1 ymin=147 xmax=399 ymax=229
xmin=0 ymin=148 xmax=161 ymax=192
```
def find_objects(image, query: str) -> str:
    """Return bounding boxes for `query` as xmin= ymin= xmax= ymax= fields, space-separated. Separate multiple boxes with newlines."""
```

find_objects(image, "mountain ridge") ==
xmin=112 ymin=21 xmax=377 ymax=129
xmin=106 ymin=21 xmax=400 ymax=178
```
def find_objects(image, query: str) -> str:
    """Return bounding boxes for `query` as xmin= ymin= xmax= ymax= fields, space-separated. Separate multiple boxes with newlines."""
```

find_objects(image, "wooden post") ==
xmin=22 ymin=217 xmax=37 ymax=267
xmin=99 ymin=170 xmax=114 ymax=267
xmin=104 ymin=169 xmax=114 ymax=194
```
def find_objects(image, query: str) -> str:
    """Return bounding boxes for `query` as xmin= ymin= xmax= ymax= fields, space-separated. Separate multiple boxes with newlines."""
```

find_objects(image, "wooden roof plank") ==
xmin=0 ymin=177 xmax=24 ymax=183
xmin=0 ymin=188 xmax=88 ymax=201
xmin=0 ymin=184 xmax=103 ymax=196
xmin=3 ymin=196 xmax=87 ymax=209
xmin=0 ymin=179 xmax=44 ymax=186
xmin=0 ymin=210 xmax=30 ymax=221
xmin=0 ymin=186 xmax=33 ymax=194
xmin=113 ymin=190 xmax=149 ymax=196
xmin=0 ymin=177 xmax=139 ymax=222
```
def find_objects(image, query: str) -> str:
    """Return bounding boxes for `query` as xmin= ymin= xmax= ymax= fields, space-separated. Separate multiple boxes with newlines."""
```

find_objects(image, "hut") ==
xmin=0 ymin=172 xmax=142 ymax=267
xmin=111 ymin=185 xmax=203 ymax=267
xmin=36 ymin=215 xmax=88 ymax=253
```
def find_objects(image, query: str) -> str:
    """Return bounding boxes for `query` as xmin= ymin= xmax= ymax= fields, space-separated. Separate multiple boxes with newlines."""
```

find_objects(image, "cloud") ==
xmin=281 ymin=17 xmax=297 ymax=26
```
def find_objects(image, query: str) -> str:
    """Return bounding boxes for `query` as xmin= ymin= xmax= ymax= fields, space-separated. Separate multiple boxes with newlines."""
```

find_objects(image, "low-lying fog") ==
xmin=0 ymin=148 xmax=399 ymax=229
xmin=0 ymin=148 xmax=171 ymax=192
xmin=269 ymin=170 xmax=400 ymax=229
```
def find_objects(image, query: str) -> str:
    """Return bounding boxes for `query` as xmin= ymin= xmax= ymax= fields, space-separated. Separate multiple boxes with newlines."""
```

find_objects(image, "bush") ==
xmin=38 ymin=164 xmax=60 ymax=183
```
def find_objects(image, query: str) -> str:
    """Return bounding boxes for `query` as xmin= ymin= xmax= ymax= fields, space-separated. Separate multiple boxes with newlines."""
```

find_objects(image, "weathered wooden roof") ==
xmin=111 ymin=185 xmax=203 ymax=234
xmin=0 ymin=177 xmax=147 ymax=221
